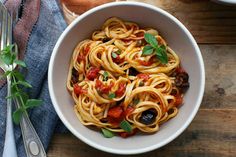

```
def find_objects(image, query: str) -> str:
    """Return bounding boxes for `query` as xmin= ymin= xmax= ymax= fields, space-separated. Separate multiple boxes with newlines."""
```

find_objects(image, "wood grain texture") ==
xmin=48 ymin=0 xmax=236 ymax=156
xmin=129 ymin=0 xmax=236 ymax=44
xmin=62 ymin=0 xmax=236 ymax=43
xmin=47 ymin=109 xmax=236 ymax=157
xmin=200 ymin=45 xmax=236 ymax=109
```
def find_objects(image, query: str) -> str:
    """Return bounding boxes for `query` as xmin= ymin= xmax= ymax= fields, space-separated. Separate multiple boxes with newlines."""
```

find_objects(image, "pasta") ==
xmin=67 ymin=17 xmax=189 ymax=138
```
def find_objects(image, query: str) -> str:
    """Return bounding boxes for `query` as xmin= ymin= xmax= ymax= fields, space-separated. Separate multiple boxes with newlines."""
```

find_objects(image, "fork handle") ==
xmin=2 ymin=76 xmax=18 ymax=157
xmin=15 ymin=100 xmax=47 ymax=157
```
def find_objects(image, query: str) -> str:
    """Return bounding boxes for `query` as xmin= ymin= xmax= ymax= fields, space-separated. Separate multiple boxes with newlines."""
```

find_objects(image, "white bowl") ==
xmin=48 ymin=1 xmax=205 ymax=155
xmin=212 ymin=0 xmax=236 ymax=5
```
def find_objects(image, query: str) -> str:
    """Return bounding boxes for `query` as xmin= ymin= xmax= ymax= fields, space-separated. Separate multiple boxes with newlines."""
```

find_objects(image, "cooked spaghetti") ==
xmin=67 ymin=17 xmax=189 ymax=137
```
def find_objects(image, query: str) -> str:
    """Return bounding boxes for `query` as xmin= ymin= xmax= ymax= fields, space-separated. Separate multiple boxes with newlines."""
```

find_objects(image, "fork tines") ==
xmin=0 ymin=3 xmax=12 ymax=51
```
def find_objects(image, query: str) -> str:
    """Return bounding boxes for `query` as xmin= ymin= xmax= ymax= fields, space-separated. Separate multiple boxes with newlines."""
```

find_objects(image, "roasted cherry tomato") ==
xmin=115 ymin=83 xmax=126 ymax=97
xmin=86 ymin=67 xmax=100 ymax=80
xmin=73 ymin=84 xmax=87 ymax=96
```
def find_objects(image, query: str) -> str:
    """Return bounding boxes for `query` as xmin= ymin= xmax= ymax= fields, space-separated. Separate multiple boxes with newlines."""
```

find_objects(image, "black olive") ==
xmin=129 ymin=67 xmax=139 ymax=76
xmin=178 ymin=72 xmax=189 ymax=82
xmin=100 ymin=118 xmax=108 ymax=123
xmin=71 ymin=75 xmax=78 ymax=84
xmin=139 ymin=109 xmax=157 ymax=125
xmin=102 ymin=37 xmax=110 ymax=43
xmin=175 ymin=76 xmax=183 ymax=87
xmin=72 ymin=68 xmax=79 ymax=77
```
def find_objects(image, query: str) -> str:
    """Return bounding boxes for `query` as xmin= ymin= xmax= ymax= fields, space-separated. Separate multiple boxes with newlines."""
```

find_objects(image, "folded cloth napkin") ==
xmin=0 ymin=0 xmax=67 ymax=156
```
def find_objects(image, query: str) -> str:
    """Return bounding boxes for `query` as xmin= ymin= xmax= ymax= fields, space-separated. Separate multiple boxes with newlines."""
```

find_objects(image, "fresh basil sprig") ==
xmin=0 ymin=44 xmax=43 ymax=124
xmin=142 ymin=33 xmax=168 ymax=64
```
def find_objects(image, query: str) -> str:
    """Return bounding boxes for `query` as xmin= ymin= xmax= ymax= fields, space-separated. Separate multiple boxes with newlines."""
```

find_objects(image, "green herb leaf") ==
xmin=144 ymin=33 xmax=158 ymax=48
xmin=25 ymin=99 xmax=43 ymax=109
xmin=0 ymin=71 xmax=11 ymax=79
xmin=103 ymin=71 xmax=108 ymax=81
xmin=3 ymin=44 xmax=14 ymax=52
xmin=108 ymin=93 xmax=116 ymax=99
xmin=0 ymin=53 xmax=12 ymax=65
xmin=120 ymin=120 xmax=133 ymax=133
xmin=142 ymin=45 xmax=154 ymax=56
xmin=12 ymin=71 xmax=24 ymax=81
xmin=13 ymin=108 xmax=24 ymax=124
xmin=116 ymin=50 xmax=121 ymax=54
xmin=14 ymin=60 xmax=26 ymax=67
xmin=6 ymin=92 xmax=21 ymax=99
xmin=133 ymin=99 xmax=140 ymax=105
xmin=101 ymin=128 xmax=115 ymax=138
xmin=155 ymin=45 xmax=168 ymax=64
xmin=111 ymin=52 xmax=118 ymax=58
xmin=12 ymin=80 xmax=32 ymax=88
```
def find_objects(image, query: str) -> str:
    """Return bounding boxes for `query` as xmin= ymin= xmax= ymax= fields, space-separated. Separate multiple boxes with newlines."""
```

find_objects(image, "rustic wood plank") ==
xmin=129 ymin=0 xmax=236 ymax=44
xmin=200 ymin=45 xmax=236 ymax=109
xmin=47 ymin=109 xmax=236 ymax=157
xmin=62 ymin=0 xmax=236 ymax=43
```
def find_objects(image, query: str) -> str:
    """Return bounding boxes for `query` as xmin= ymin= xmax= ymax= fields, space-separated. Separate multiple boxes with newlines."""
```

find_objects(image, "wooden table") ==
xmin=48 ymin=1 xmax=236 ymax=156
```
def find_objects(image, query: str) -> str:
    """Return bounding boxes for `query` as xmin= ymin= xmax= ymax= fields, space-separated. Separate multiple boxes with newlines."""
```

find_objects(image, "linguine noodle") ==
xmin=67 ymin=17 xmax=189 ymax=137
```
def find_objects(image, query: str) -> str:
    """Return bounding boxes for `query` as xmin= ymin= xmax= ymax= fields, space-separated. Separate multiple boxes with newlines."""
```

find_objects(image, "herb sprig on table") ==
xmin=142 ymin=33 xmax=168 ymax=64
xmin=0 ymin=44 xmax=43 ymax=124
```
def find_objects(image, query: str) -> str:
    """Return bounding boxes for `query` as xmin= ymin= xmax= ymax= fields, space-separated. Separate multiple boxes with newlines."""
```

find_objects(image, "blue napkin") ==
xmin=0 ymin=0 xmax=68 ymax=156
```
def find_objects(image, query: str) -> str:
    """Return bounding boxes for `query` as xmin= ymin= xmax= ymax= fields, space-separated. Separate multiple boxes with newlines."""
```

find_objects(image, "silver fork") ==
xmin=1 ymin=3 xmax=18 ymax=157
xmin=1 ymin=2 xmax=47 ymax=157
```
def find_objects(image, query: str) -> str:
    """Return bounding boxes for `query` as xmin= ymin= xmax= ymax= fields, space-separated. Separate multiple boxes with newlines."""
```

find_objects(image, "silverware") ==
xmin=1 ymin=3 xmax=18 ymax=157
xmin=1 ymin=2 xmax=47 ymax=157
xmin=14 ymin=98 xmax=47 ymax=157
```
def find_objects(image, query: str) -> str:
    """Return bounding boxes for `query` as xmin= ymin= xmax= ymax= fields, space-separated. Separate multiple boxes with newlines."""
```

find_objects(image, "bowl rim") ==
xmin=48 ymin=1 xmax=205 ymax=155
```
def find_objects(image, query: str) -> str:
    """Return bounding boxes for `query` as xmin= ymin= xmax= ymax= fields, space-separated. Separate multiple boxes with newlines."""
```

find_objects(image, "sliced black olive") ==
xmin=139 ymin=109 xmax=157 ymax=125
xmin=129 ymin=67 xmax=139 ymax=76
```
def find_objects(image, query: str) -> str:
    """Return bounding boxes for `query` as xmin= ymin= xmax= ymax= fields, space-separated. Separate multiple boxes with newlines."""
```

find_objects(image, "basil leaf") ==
xmin=103 ymin=71 xmax=108 ymax=81
xmin=144 ymin=33 xmax=158 ymax=48
xmin=13 ymin=108 xmax=24 ymax=124
xmin=101 ymin=128 xmax=115 ymax=138
xmin=155 ymin=45 xmax=168 ymax=64
xmin=108 ymin=93 xmax=116 ymax=99
xmin=112 ymin=52 xmax=118 ymax=58
xmin=14 ymin=60 xmax=26 ymax=67
xmin=142 ymin=45 xmax=154 ymax=56
xmin=120 ymin=120 xmax=132 ymax=133
xmin=25 ymin=99 xmax=43 ymax=109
